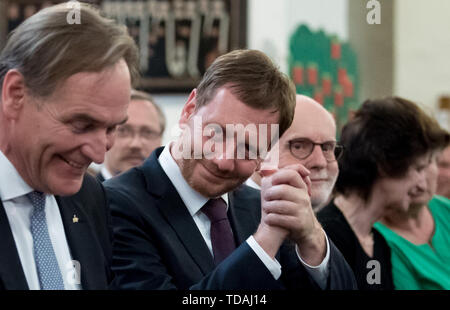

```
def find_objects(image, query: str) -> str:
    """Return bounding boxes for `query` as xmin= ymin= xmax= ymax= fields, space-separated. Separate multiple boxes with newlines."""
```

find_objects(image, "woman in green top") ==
xmin=318 ymin=97 xmax=448 ymax=290
xmin=376 ymin=148 xmax=450 ymax=290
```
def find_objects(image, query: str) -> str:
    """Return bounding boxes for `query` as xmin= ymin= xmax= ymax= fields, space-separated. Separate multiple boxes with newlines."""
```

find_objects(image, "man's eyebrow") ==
xmin=118 ymin=117 xmax=128 ymax=126
xmin=288 ymin=137 xmax=337 ymax=143
xmin=65 ymin=113 xmax=99 ymax=124
xmin=66 ymin=113 xmax=128 ymax=127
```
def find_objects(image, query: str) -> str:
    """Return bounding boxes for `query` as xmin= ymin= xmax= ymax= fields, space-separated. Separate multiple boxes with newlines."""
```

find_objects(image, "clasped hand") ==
xmin=254 ymin=164 xmax=326 ymax=265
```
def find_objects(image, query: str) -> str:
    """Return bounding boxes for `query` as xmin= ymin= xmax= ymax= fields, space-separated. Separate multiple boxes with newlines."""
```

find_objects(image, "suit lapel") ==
xmin=156 ymin=194 xmax=215 ymax=274
xmin=56 ymin=196 xmax=106 ymax=289
xmin=142 ymin=148 xmax=215 ymax=275
xmin=0 ymin=200 xmax=29 ymax=289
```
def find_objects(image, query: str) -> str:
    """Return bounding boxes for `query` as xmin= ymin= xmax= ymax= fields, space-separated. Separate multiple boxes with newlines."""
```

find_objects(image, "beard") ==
xmin=178 ymin=157 xmax=247 ymax=198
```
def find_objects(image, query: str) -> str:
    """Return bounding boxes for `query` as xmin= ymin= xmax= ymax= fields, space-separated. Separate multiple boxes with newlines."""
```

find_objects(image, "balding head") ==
xmin=255 ymin=95 xmax=339 ymax=211
xmin=289 ymin=95 xmax=336 ymax=140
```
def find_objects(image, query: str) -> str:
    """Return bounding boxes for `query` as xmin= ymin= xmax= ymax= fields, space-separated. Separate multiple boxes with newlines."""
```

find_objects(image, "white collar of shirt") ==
xmin=158 ymin=142 xmax=228 ymax=216
xmin=0 ymin=150 xmax=81 ymax=290
xmin=0 ymin=150 xmax=33 ymax=201
xmin=244 ymin=177 xmax=261 ymax=190
xmin=100 ymin=165 xmax=113 ymax=181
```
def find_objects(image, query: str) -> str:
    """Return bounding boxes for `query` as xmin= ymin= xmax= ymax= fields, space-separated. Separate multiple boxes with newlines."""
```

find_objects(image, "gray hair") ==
xmin=0 ymin=2 xmax=139 ymax=98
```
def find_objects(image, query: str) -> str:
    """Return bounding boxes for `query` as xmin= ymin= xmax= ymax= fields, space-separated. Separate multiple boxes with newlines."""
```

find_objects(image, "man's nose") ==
xmin=127 ymin=133 xmax=144 ymax=149
xmin=211 ymin=145 xmax=235 ymax=172
xmin=305 ymin=145 xmax=328 ymax=169
xmin=81 ymin=130 xmax=111 ymax=164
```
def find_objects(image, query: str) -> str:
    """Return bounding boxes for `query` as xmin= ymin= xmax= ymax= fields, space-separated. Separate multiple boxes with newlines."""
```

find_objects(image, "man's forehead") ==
xmin=198 ymin=98 xmax=279 ymax=127
xmin=57 ymin=59 xmax=130 ymax=91
xmin=283 ymin=116 xmax=336 ymax=143
xmin=128 ymin=99 xmax=158 ymax=117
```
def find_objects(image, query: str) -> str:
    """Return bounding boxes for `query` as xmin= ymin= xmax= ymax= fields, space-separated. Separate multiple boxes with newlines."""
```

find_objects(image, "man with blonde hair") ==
xmin=0 ymin=3 xmax=138 ymax=289
xmin=106 ymin=50 xmax=355 ymax=290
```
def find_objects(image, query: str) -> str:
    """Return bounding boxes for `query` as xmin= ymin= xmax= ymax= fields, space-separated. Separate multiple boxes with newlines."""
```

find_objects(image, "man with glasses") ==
xmin=98 ymin=90 xmax=166 ymax=181
xmin=247 ymin=94 xmax=341 ymax=211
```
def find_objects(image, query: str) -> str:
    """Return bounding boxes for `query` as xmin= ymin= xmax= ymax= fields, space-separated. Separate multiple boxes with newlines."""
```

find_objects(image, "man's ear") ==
xmin=1 ymin=69 xmax=27 ymax=120
xmin=179 ymin=88 xmax=197 ymax=126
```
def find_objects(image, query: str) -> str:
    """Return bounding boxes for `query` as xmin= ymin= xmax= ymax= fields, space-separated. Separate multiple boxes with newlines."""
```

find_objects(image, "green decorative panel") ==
xmin=289 ymin=25 xmax=360 ymax=136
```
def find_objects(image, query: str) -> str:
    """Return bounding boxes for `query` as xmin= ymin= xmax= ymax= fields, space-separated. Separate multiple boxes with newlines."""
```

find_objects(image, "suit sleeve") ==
xmin=326 ymin=239 xmax=358 ymax=289
xmin=278 ymin=239 xmax=357 ymax=290
xmin=191 ymin=243 xmax=284 ymax=290
xmin=107 ymin=189 xmax=178 ymax=289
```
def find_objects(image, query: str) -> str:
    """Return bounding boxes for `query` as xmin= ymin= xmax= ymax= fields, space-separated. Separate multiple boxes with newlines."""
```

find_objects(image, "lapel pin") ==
xmin=73 ymin=214 xmax=79 ymax=223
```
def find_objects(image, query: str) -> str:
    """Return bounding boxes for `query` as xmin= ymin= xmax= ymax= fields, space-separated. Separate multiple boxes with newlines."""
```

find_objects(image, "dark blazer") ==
xmin=105 ymin=147 xmax=356 ymax=290
xmin=0 ymin=174 xmax=113 ymax=290
xmin=96 ymin=171 xmax=105 ymax=183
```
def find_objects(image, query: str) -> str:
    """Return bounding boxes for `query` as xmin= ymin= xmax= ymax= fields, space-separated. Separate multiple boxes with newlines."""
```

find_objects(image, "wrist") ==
xmin=253 ymin=224 xmax=287 ymax=259
xmin=296 ymin=226 xmax=327 ymax=266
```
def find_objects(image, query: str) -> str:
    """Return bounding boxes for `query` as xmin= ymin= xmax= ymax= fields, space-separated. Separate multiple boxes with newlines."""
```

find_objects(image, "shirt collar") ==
xmin=0 ymin=150 xmax=34 ymax=201
xmin=245 ymin=177 xmax=261 ymax=190
xmin=158 ymin=142 xmax=228 ymax=217
xmin=100 ymin=165 xmax=113 ymax=180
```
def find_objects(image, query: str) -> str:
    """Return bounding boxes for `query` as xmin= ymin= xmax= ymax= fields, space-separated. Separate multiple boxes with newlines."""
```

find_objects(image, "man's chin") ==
xmin=191 ymin=180 xmax=239 ymax=198
xmin=123 ymin=158 xmax=144 ymax=168
xmin=48 ymin=178 xmax=84 ymax=197
xmin=195 ymin=186 xmax=229 ymax=198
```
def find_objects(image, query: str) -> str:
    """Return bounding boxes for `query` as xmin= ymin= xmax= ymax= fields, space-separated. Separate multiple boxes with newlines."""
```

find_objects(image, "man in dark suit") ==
xmin=0 ymin=3 xmax=138 ymax=289
xmin=106 ymin=50 xmax=356 ymax=290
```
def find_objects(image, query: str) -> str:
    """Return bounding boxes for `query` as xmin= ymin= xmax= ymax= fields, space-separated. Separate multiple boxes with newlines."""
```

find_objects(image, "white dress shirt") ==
xmin=244 ymin=177 xmax=262 ymax=190
xmin=100 ymin=165 xmax=113 ymax=181
xmin=158 ymin=143 xmax=330 ymax=288
xmin=0 ymin=151 xmax=81 ymax=290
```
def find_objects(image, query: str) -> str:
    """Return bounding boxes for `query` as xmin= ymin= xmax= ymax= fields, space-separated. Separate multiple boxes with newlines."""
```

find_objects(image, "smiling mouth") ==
xmin=202 ymin=163 xmax=232 ymax=180
xmin=59 ymin=155 xmax=85 ymax=169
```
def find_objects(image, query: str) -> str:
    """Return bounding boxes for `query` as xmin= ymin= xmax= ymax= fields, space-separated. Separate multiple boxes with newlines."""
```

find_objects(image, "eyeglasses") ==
xmin=288 ymin=138 xmax=344 ymax=162
xmin=116 ymin=125 xmax=161 ymax=140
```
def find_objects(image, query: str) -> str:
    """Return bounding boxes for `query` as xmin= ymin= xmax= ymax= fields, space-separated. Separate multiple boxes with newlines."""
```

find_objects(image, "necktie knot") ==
xmin=202 ymin=198 xmax=228 ymax=223
xmin=28 ymin=191 xmax=46 ymax=212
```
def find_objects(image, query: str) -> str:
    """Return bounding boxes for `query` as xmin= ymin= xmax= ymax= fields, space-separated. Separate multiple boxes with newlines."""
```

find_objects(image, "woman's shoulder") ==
xmin=317 ymin=201 xmax=344 ymax=222
xmin=429 ymin=195 xmax=450 ymax=216
xmin=317 ymin=202 xmax=354 ymax=240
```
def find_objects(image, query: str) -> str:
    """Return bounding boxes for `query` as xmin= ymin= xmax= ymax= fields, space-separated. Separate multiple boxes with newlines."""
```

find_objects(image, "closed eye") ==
xmin=71 ymin=120 xmax=94 ymax=133
xmin=106 ymin=126 xmax=117 ymax=135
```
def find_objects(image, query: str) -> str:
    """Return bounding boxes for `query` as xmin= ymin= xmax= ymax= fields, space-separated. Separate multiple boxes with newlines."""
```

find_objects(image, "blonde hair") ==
xmin=0 ymin=2 xmax=139 ymax=98
xmin=196 ymin=49 xmax=296 ymax=136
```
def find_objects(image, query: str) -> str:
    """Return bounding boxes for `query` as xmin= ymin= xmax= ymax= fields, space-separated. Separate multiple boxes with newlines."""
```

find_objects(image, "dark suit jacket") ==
xmin=0 ymin=174 xmax=113 ymax=290
xmin=105 ymin=147 xmax=356 ymax=290
xmin=96 ymin=172 xmax=105 ymax=183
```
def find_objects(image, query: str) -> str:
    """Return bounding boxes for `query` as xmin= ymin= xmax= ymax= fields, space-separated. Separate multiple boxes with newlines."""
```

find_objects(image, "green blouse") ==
xmin=374 ymin=195 xmax=450 ymax=290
